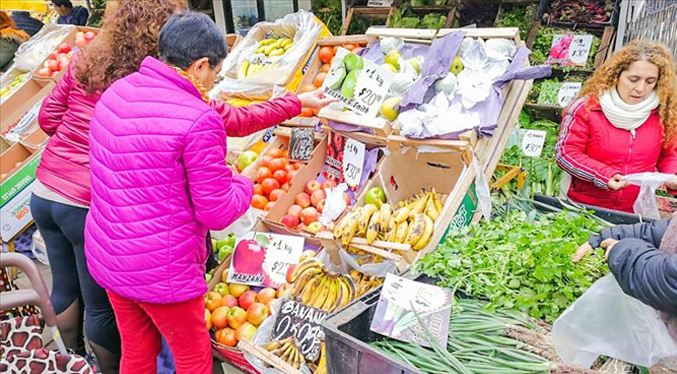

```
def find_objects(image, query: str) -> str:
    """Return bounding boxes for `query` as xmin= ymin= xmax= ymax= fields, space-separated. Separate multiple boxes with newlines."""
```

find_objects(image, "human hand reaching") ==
xmin=297 ymin=89 xmax=338 ymax=111
xmin=607 ymin=174 xmax=629 ymax=191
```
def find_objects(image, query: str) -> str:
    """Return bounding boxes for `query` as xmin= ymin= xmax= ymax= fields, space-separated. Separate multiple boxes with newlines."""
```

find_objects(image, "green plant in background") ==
xmin=494 ymin=4 xmax=538 ymax=41
xmin=390 ymin=1 xmax=447 ymax=29
xmin=87 ymin=0 xmax=106 ymax=28
xmin=313 ymin=0 xmax=343 ymax=35
xmin=530 ymin=27 xmax=601 ymax=70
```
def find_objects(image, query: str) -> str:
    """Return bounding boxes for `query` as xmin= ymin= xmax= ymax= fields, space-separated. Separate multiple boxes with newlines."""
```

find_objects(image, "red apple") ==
xmin=287 ymin=204 xmax=303 ymax=219
xmin=316 ymin=199 xmax=326 ymax=213
xmin=247 ymin=303 xmax=269 ymax=326
xmin=213 ymin=282 xmax=229 ymax=296
xmin=204 ymin=291 xmax=223 ymax=312
xmin=37 ymin=67 xmax=50 ymax=77
xmin=227 ymin=306 xmax=248 ymax=329
xmin=49 ymin=51 xmax=59 ymax=60
xmin=286 ymin=265 xmax=297 ymax=283
xmin=232 ymin=239 xmax=265 ymax=276
xmin=239 ymin=290 xmax=258 ymax=311
xmin=85 ymin=31 xmax=96 ymax=41
xmin=277 ymin=283 xmax=291 ymax=298
xmin=258 ymin=288 xmax=276 ymax=305
xmin=75 ymin=36 xmax=87 ymax=48
xmin=235 ymin=322 xmax=258 ymax=341
xmin=229 ymin=283 xmax=250 ymax=298
xmin=58 ymin=43 xmax=71 ymax=54
xmin=301 ymin=207 xmax=319 ymax=225
xmin=47 ymin=60 xmax=60 ymax=72
xmin=222 ymin=294 xmax=239 ymax=308
xmin=321 ymin=180 xmax=337 ymax=190
xmin=75 ymin=31 xmax=85 ymax=39
xmin=311 ymin=189 xmax=326 ymax=207
xmin=305 ymin=180 xmax=321 ymax=195
xmin=211 ymin=306 xmax=230 ymax=329
xmin=58 ymin=56 xmax=69 ymax=68
xmin=281 ymin=214 xmax=299 ymax=229
xmin=298 ymin=223 xmax=307 ymax=232
xmin=295 ymin=193 xmax=311 ymax=208
xmin=216 ymin=327 xmax=237 ymax=347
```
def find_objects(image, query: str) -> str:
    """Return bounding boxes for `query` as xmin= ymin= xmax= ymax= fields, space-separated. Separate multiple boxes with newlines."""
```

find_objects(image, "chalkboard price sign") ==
xmin=272 ymin=299 xmax=328 ymax=362
xmin=289 ymin=128 xmax=314 ymax=162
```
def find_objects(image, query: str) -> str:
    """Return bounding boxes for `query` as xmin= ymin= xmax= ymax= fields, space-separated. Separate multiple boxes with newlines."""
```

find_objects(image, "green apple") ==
xmin=380 ymin=97 xmax=402 ymax=121
xmin=365 ymin=187 xmax=386 ymax=207
xmin=326 ymin=61 xmax=347 ymax=90
xmin=449 ymin=57 xmax=464 ymax=75
xmin=212 ymin=238 xmax=218 ymax=253
xmin=218 ymin=245 xmax=233 ymax=262
xmin=384 ymin=51 xmax=402 ymax=71
xmin=381 ymin=63 xmax=398 ymax=74
xmin=205 ymin=273 xmax=213 ymax=282
xmin=343 ymin=53 xmax=364 ymax=72
xmin=236 ymin=151 xmax=258 ymax=171
xmin=341 ymin=70 xmax=360 ymax=99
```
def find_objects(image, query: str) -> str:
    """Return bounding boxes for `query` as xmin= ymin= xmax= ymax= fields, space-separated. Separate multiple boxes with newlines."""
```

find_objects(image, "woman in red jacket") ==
xmin=555 ymin=41 xmax=677 ymax=213
xmin=31 ymin=1 xmax=331 ymax=372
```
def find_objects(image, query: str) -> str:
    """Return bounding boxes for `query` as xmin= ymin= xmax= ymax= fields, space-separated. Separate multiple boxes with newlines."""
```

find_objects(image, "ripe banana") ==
xmin=412 ymin=214 xmax=434 ymax=250
xmin=290 ymin=259 xmax=322 ymax=284
xmin=357 ymin=204 xmax=378 ymax=234
xmin=379 ymin=204 xmax=392 ymax=229
xmin=365 ymin=211 xmax=381 ymax=244
xmin=341 ymin=209 xmax=361 ymax=246
xmin=335 ymin=278 xmax=351 ymax=309
xmin=383 ymin=217 xmax=396 ymax=242
xmin=237 ymin=60 xmax=250 ymax=79
xmin=310 ymin=277 xmax=331 ymax=309
xmin=410 ymin=192 xmax=429 ymax=215
xmin=313 ymin=343 xmax=327 ymax=374
xmin=432 ymin=188 xmax=443 ymax=212
xmin=424 ymin=192 xmax=440 ymax=222
xmin=395 ymin=221 xmax=409 ymax=243
xmin=392 ymin=207 xmax=411 ymax=224
xmin=320 ymin=277 xmax=339 ymax=312
xmin=299 ymin=276 xmax=320 ymax=304
xmin=404 ymin=213 xmax=426 ymax=245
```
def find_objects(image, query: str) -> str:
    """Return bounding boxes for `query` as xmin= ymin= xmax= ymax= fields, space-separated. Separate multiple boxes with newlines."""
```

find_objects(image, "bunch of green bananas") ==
xmin=254 ymin=37 xmax=293 ymax=57
xmin=264 ymin=337 xmax=305 ymax=370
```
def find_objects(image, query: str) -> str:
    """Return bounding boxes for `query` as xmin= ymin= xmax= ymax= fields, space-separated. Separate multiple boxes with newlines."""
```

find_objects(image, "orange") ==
xmin=314 ymin=72 xmax=327 ymax=87
xmin=319 ymin=47 xmax=334 ymax=64
xmin=321 ymin=64 xmax=330 ymax=73
xmin=300 ymin=84 xmax=317 ymax=93
xmin=251 ymin=195 xmax=268 ymax=210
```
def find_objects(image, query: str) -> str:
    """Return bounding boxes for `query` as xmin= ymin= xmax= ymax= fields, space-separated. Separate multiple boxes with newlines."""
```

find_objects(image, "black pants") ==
xmin=30 ymin=194 xmax=120 ymax=355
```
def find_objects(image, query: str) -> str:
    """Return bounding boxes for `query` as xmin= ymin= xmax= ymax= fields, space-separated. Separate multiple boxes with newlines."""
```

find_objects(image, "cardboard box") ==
xmin=0 ymin=137 xmax=10 ymax=154
xmin=320 ymin=146 xmax=469 ymax=271
xmin=0 ymin=80 xmax=55 ymax=142
xmin=0 ymin=143 xmax=42 ymax=242
xmin=20 ymin=128 xmax=48 ymax=152
xmin=33 ymin=26 xmax=99 ymax=86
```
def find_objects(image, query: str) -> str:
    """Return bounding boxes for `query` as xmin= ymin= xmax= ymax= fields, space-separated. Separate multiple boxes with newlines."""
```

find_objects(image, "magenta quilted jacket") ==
xmin=84 ymin=56 xmax=299 ymax=304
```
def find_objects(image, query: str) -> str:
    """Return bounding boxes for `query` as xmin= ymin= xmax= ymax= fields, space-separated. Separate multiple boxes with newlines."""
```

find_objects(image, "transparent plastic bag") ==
xmin=552 ymin=274 xmax=677 ymax=368
xmin=14 ymin=24 xmax=75 ymax=71
xmin=211 ymin=208 xmax=258 ymax=239
xmin=338 ymin=250 xmax=396 ymax=277
xmin=624 ymin=172 xmax=677 ymax=220
xmin=31 ymin=230 xmax=49 ymax=266
xmin=472 ymin=156 xmax=492 ymax=220
xmin=217 ymin=11 xmax=322 ymax=97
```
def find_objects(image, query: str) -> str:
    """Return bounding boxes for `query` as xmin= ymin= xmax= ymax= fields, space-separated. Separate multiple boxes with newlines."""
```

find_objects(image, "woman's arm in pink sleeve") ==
xmin=209 ymin=93 xmax=302 ymax=137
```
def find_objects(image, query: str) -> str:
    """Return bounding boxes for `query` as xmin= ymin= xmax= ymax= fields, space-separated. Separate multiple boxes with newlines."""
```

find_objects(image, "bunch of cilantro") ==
xmin=413 ymin=209 xmax=608 ymax=323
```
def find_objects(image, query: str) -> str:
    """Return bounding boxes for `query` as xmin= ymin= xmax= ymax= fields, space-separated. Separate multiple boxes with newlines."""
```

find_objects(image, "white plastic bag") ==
xmin=472 ymin=156 xmax=492 ymax=220
xmin=552 ymin=274 xmax=677 ymax=368
xmin=624 ymin=172 xmax=677 ymax=220
xmin=318 ymin=184 xmax=348 ymax=226
xmin=14 ymin=24 xmax=75 ymax=71
xmin=31 ymin=230 xmax=49 ymax=265
xmin=212 ymin=208 xmax=258 ymax=239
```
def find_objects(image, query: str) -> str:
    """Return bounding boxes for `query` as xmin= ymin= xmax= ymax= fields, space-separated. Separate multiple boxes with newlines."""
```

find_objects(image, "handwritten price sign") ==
xmin=342 ymin=138 xmax=366 ymax=189
xmin=548 ymin=34 xmax=593 ymax=67
xmin=322 ymin=47 xmax=394 ymax=117
xmin=272 ymin=300 xmax=328 ymax=362
xmin=557 ymin=82 xmax=582 ymax=107
xmin=521 ymin=130 xmax=547 ymax=158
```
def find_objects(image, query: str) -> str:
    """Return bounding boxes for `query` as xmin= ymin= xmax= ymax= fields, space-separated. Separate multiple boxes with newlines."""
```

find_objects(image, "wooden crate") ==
xmin=387 ymin=0 xmax=459 ymax=29
xmin=341 ymin=6 xmax=394 ymax=36
xmin=525 ymin=22 xmax=615 ymax=68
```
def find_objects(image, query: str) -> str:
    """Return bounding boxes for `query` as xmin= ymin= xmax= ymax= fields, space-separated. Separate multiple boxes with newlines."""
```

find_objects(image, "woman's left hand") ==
xmin=298 ymin=89 xmax=339 ymax=111
xmin=600 ymin=238 xmax=619 ymax=260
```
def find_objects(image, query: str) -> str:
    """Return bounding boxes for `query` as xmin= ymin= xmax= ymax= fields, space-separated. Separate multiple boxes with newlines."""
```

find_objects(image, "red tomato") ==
xmin=253 ymin=184 xmax=263 ymax=196
xmin=273 ymin=169 xmax=288 ymax=184
xmin=261 ymin=178 xmax=280 ymax=195
xmin=251 ymin=195 xmax=268 ymax=210
xmin=269 ymin=158 xmax=289 ymax=172
xmin=260 ymin=155 xmax=273 ymax=168
xmin=269 ymin=189 xmax=286 ymax=202
xmin=257 ymin=167 xmax=272 ymax=184
xmin=284 ymin=164 xmax=294 ymax=173
xmin=287 ymin=170 xmax=298 ymax=181
xmin=281 ymin=183 xmax=290 ymax=192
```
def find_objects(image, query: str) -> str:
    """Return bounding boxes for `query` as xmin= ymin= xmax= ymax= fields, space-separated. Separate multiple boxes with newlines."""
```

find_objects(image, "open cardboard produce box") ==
xmin=1 ymin=143 xmax=42 ymax=242
xmin=0 ymin=79 xmax=54 ymax=135
xmin=263 ymin=129 xmax=385 ymax=244
xmin=32 ymin=26 xmax=99 ymax=86
xmin=318 ymin=145 xmax=471 ymax=272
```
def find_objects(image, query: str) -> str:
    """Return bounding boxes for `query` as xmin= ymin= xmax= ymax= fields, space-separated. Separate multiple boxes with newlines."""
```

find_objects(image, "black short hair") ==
xmin=158 ymin=12 xmax=227 ymax=71
xmin=51 ymin=0 xmax=73 ymax=8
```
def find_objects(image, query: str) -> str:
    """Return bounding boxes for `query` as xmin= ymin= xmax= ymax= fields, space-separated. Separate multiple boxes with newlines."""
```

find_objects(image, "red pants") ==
xmin=107 ymin=291 xmax=212 ymax=374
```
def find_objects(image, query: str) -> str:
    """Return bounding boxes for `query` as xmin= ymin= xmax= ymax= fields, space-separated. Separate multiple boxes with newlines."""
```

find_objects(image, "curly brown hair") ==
xmin=579 ymin=40 xmax=677 ymax=146
xmin=75 ymin=0 xmax=186 ymax=95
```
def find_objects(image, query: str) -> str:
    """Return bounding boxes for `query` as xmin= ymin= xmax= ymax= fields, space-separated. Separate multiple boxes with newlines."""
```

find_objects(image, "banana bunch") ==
xmin=355 ymin=254 xmax=384 ymax=265
xmin=264 ymin=337 xmax=305 ymax=370
xmin=289 ymin=259 xmax=357 ymax=313
xmin=350 ymin=270 xmax=384 ymax=298
xmin=237 ymin=59 xmax=282 ymax=79
xmin=334 ymin=203 xmax=394 ymax=246
xmin=255 ymin=37 xmax=293 ymax=57
xmin=311 ymin=342 xmax=326 ymax=374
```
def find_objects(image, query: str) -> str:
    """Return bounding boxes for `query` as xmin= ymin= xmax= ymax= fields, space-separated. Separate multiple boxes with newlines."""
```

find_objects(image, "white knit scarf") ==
xmin=598 ymin=89 xmax=660 ymax=137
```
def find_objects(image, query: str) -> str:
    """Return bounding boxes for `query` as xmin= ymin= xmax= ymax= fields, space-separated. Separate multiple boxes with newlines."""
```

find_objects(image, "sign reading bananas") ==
xmin=272 ymin=299 xmax=328 ymax=362
xmin=321 ymin=47 xmax=394 ymax=117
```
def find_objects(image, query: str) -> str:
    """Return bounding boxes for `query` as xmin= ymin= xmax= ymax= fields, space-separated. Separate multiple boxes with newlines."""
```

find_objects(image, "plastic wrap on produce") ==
xmin=217 ymin=11 xmax=322 ymax=98
xmin=338 ymin=250 xmax=396 ymax=278
xmin=0 ymin=67 xmax=31 ymax=104
xmin=14 ymin=24 xmax=75 ymax=71
xmin=624 ymin=172 xmax=677 ymax=220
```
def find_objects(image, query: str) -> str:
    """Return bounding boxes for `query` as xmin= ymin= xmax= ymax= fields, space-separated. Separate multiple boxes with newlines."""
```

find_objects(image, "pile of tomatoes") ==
xmin=297 ymin=43 xmax=367 ymax=117
xmin=251 ymin=148 xmax=304 ymax=211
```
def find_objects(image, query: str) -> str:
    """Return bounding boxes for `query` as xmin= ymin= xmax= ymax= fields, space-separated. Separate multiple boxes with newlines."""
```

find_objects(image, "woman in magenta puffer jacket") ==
xmin=84 ymin=12 xmax=334 ymax=374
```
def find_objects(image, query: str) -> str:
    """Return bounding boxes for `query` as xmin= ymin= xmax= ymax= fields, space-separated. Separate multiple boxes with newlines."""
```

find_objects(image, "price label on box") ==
xmin=368 ymin=0 xmax=394 ymax=6
xmin=272 ymin=300 xmax=328 ymax=362
xmin=322 ymin=47 xmax=393 ymax=117
xmin=227 ymin=233 xmax=304 ymax=288
xmin=548 ymin=35 xmax=594 ymax=67
xmin=342 ymin=138 xmax=365 ymax=189
xmin=557 ymin=82 xmax=582 ymax=107
xmin=521 ymin=130 xmax=547 ymax=158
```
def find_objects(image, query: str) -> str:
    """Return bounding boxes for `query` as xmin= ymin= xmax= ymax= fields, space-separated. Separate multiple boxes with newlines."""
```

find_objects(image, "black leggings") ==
xmin=30 ymin=194 xmax=121 ymax=355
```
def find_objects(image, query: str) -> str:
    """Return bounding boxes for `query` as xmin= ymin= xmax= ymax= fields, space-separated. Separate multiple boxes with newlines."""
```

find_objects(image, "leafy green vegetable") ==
xmin=313 ymin=0 xmax=342 ymax=35
xmin=494 ymin=4 xmax=538 ymax=41
xmin=390 ymin=1 xmax=448 ymax=29
xmin=414 ymin=207 xmax=608 ymax=323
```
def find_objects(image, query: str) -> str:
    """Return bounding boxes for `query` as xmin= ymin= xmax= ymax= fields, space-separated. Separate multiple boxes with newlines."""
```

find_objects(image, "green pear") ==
xmin=449 ymin=56 xmax=464 ymax=75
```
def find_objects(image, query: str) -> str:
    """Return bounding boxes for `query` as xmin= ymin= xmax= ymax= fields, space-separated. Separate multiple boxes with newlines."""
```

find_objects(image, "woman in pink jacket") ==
xmin=85 ymin=12 xmax=334 ymax=374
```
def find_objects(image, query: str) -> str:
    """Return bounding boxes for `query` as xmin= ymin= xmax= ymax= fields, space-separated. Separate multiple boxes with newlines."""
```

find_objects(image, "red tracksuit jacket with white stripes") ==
xmin=555 ymin=96 xmax=677 ymax=213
